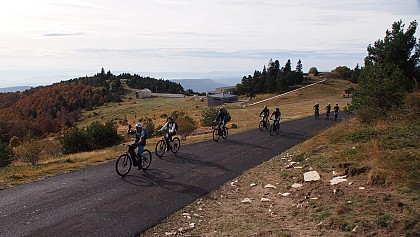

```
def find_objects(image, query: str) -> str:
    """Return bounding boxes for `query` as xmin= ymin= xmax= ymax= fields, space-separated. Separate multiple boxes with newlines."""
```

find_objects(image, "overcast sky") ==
xmin=0 ymin=0 xmax=419 ymax=87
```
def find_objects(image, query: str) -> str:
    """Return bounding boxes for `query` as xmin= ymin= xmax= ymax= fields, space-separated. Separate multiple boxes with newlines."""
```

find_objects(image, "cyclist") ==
xmin=127 ymin=123 xmax=148 ymax=169
xmin=270 ymin=107 xmax=281 ymax=131
xmin=259 ymin=105 xmax=270 ymax=128
xmin=325 ymin=103 xmax=332 ymax=119
xmin=314 ymin=103 xmax=320 ymax=118
xmin=158 ymin=116 xmax=178 ymax=150
xmin=334 ymin=103 xmax=340 ymax=120
xmin=214 ymin=108 xmax=227 ymax=136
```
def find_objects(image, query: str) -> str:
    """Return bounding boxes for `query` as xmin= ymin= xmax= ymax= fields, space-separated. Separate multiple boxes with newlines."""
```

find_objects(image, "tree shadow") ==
xmin=121 ymin=168 xmax=208 ymax=198
xmin=161 ymin=152 xmax=232 ymax=172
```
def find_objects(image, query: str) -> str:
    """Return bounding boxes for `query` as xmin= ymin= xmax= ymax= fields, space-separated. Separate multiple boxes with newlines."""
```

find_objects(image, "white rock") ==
xmin=261 ymin=198 xmax=271 ymax=202
xmin=348 ymin=182 xmax=353 ymax=185
xmin=304 ymin=171 xmax=321 ymax=182
xmin=165 ymin=232 xmax=174 ymax=236
xmin=189 ymin=223 xmax=195 ymax=228
xmin=241 ymin=198 xmax=252 ymax=204
xmin=281 ymin=192 xmax=291 ymax=197
xmin=291 ymin=183 xmax=303 ymax=188
xmin=359 ymin=187 xmax=365 ymax=190
xmin=264 ymin=184 xmax=277 ymax=189
xmin=250 ymin=183 xmax=257 ymax=187
xmin=332 ymin=171 xmax=338 ymax=176
xmin=182 ymin=213 xmax=190 ymax=217
xmin=294 ymin=166 xmax=303 ymax=169
xmin=330 ymin=176 xmax=348 ymax=185
xmin=310 ymin=197 xmax=318 ymax=200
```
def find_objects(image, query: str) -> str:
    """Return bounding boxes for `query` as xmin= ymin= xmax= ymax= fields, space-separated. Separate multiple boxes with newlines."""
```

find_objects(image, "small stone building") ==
xmin=207 ymin=93 xmax=238 ymax=107
xmin=136 ymin=88 xmax=152 ymax=98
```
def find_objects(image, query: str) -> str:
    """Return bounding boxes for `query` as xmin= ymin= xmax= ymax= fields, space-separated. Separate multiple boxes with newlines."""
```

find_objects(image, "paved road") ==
xmin=0 ymin=117 xmax=334 ymax=237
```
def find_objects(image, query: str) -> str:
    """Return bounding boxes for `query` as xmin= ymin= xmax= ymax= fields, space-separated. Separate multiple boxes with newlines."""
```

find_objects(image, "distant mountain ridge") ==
xmin=171 ymin=79 xmax=228 ymax=93
xmin=0 ymin=86 xmax=32 ymax=93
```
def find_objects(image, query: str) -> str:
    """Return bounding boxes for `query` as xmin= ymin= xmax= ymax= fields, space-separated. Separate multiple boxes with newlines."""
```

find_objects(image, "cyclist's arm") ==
xmin=159 ymin=122 xmax=169 ymax=132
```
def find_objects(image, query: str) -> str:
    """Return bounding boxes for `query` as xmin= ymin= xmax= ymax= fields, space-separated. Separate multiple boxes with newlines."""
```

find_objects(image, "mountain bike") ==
xmin=269 ymin=119 xmax=280 ymax=136
xmin=213 ymin=124 xmax=228 ymax=142
xmin=155 ymin=133 xmax=181 ymax=158
xmin=314 ymin=109 xmax=319 ymax=119
xmin=325 ymin=111 xmax=331 ymax=120
xmin=115 ymin=144 xmax=152 ymax=176
xmin=259 ymin=116 xmax=270 ymax=131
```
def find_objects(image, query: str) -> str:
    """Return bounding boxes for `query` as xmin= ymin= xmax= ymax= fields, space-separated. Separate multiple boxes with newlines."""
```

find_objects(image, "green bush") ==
xmin=86 ymin=121 xmax=123 ymax=150
xmin=200 ymin=106 xmax=231 ymax=127
xmin=61 ymin=121 xmax=123 ymax=154
xmin=171 ymin=110 xmax=198 ymax=139
xmin=61 ymin=127 xmax=91 ymax=154
xmin=0 ymin=140 xmax=14 ymax=167
xmin=143 ymin=117 xmax=156 ymax=138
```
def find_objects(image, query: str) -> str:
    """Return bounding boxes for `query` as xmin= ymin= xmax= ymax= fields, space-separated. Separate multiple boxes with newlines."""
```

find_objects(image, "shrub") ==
xmin=9 ymin=136 xmax=21 ymax=148
xmin=171 ymin=110 xmax=198 ymax=139
xmin=0 ymin=140 xmax=14 ymax=167
xmin=86 ymin=121 xmax=123 ymax=150
xmin=200 ymin=106 xmax=231 ymax=127
xmin=14 ymin=139 xmax=43 ymax=165
xmin=61 ymin=127 xmax=91 ymax=154
xmin=143 ymin=117 xmax=156 ymax=138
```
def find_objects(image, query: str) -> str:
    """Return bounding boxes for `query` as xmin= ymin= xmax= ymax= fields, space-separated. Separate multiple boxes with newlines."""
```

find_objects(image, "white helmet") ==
xmin=135 ymin=123 xmax=142 ymax=128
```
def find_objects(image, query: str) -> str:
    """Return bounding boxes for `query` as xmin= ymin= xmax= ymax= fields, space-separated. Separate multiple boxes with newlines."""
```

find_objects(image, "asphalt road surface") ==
xmin=0 ymin=117 xmax=335 ymax=237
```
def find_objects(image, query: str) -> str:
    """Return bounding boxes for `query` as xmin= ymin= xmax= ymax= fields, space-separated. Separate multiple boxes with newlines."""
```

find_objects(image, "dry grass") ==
xmin=142 ymin=117 xmax=419 ymax=237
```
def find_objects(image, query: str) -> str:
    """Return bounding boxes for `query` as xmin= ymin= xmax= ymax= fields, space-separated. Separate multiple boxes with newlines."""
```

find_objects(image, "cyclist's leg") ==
xmin=168 ymin=132 xmax=173 ymax=142
xmin=218 ymin=121 xmax=223 ymax=135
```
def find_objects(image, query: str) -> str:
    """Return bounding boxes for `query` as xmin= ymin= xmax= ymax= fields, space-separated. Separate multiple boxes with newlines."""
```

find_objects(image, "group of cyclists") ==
xmin=314 ymin=103 xmax=340 ymax=120
xmin=126 ymin=102 xmax=340 ymax=170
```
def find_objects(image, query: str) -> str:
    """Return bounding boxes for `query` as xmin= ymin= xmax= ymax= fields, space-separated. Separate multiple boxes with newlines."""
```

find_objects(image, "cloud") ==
xmin=41 ymin=32 xmax=86 ymax=37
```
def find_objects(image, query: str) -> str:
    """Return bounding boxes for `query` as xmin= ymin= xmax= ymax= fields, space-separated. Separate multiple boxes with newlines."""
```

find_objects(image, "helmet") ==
xmin=168 ymin=116 xmax=174 ymax=120
xmin=264 ymin=105 xmax=268 ymax=108
xmin=135 ymin=123 xmax=142 ymax=128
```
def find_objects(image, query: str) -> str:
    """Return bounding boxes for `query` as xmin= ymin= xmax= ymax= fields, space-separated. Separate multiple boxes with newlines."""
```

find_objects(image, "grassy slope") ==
xmin=142 ymin=116 xmax=419 ymax=235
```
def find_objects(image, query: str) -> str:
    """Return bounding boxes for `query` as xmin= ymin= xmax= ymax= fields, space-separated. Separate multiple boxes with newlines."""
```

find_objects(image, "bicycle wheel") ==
xmin=171 ymin=137 xmax=181 ymax=153
xmin=276 ymin=123 xmax=280 ymax=135
xmin=141 ymin=149 xmax=152 ymax=170
xmin=259 ymin=121 xmax=264 ymax=131
xmin=155 ymin=139 xmax=166 ymax=158
xmin=222 ymin=127 xmax=228 ymax=140
xmin=213 ymin=128 xmax=220 ymax=142
xmin=269 ymin=124 xmax=274 ymax=136
xmin=116 ymin=154 xmax=132 ymax=176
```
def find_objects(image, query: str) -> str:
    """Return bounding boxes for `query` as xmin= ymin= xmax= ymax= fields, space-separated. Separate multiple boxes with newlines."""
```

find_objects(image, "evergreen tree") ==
xmin=364 ymin=20 xmax=419 ymax=90
xmin=296 ymin=59 xmax=303 ymax=73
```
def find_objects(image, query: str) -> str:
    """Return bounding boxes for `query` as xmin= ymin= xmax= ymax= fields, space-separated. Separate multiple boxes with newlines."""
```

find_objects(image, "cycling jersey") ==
xmin=160 ymin=121 xmax=177 ymax=133
xmin=271 ymin=110 xmax=281 ymax=120
xmin=334 ymin=105 xmax=339 ymax=113
xmin=260 ymin=108 xmax=270 ymax=117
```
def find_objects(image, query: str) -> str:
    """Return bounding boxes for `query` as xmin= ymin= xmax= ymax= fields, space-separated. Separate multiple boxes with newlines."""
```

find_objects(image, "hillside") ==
xmin=143 ymin=116 xmax=419 ymax=237
xmin=0 ymin=70 xmax=184 ymax=141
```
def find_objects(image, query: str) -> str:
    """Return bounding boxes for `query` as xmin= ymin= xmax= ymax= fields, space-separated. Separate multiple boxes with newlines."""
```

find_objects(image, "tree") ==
xmin=350 ymin=64 xmax=361 ymax=83
xmin=296 ymin=59 xmax=303 ymax=73
xmin=0 ymin=140 xmax=13 ymax=167
xmin=351 ymin=63 xmax=406 ymax=121
xmin=332 ymin=66 xmax=352 ymax=80
xmin=309 ymin=67 xmax=319 ymax=76
xmin=284 ymin=60 xmax=292 ymax=73
xmin=364 ymin=20 xmax=419 ymax=90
